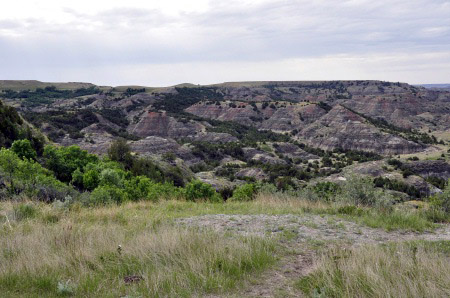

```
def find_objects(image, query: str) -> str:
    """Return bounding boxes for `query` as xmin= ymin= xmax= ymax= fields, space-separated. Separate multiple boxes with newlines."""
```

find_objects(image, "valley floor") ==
xmin=1 ymin=197 xmax=449 ymax=297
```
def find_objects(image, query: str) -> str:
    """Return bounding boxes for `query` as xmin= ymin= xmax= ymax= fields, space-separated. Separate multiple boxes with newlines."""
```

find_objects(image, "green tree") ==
xmin=11 ymin=139 xmax=37 ymax=160
xmin=83 ymin=169 xmax=100 ymax=191
xmin=89 ymin=185 xmax=127 ymax=205
xmin=184 ymin=180 xmax=221 ymax=202
xmin=43 ymin=145 xmax=98 ymax=182
xmin=124 ymin=176 xmax=152 ymax=201
xmin=0 ymin=149 xmax=20 ymax=193
xmin=229 ymin=183 xmax=256 ymax=202
xmin=108 ymin=138 xmax=133 ymax=169
xmin=71 ymin=168 xmax=84 ymax=188
xmin=99 ymin=168 xmax=125 ymax=187
xmin=131 ymin=157 xmax=164 ymax=183
xmin=17 ymin=159 xmax=47 ymax=197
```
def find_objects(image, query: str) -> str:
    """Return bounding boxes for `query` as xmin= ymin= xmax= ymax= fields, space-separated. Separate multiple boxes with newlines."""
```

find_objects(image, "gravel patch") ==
xmin=176 ymin=214 xmax=450 ymax=245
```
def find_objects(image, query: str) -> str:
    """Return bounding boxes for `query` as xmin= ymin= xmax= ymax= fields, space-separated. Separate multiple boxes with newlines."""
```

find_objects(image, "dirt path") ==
xmin=178 ymin=214 xmax=450 ymax=297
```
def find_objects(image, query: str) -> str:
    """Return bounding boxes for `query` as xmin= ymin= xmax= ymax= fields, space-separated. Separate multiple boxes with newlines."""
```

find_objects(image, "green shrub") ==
xmin=230 ymin=184 xmax=256 ymax=202
xmin=89 ymin=185 xmax=127 ymax=205
xmin=183 ymin=180 xmax=221 ymax=202
xmin=337 ymin=176 xmax=394 ymax=208
xmin=131 ymin=157 xmax=165 ymax=183
xmin=426 ymin=182 xmax=450 ymax=222
xmin=0 ymin=148 xmax=73 ymax=201
xmin=374 ymin=176 xmax=421 ymax=198
xmin=99 ymin=168 xmax=125 ymax=187
xmin=13 ymin=204 xmax=37 ymax=220
xmin=107 ymin=138 xmax=133 ymax=169
xmin=124 ymin=176 xmax=152 ymax=201
xmin=83 ymin=169 xmax=100 ymax=191
xmin=0 ymin=148 xmax=20 ymax=192
xmin=147 ymin=182 xmax=180 ymax=201
xmin=422 ymin=207 xmax=449 ymax=223
xmin=312 ymin=182 xmax=340 ymax=202
xmin=255 ymin=182 xmax=278 ymax=194
xmin=71 ymin=168 xmax=83 ymax=188
xmin=426 ymin=176 xmax=448 ymax=190
xmin=43 ymin=145 xmax=98 ymax=182
xmin=11 ymin=139 xmax=37 ymax=160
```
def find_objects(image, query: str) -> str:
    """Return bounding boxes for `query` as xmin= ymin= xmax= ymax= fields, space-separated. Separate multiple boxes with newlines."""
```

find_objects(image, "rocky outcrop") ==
xmin=129 ymin=111 xmax=204 ymax=138
xmin=189 ymin=132 xmax=238 ymax=143
xmin=130 ymin=136 xmax=200 ymax=165
xmin=194 ymin=171 xmax=239 ymax=189
xmin=242 ymin=148 xmax=286 ymax=165
xmin=299 ymin=105 xmax=425 ymax=155
xmin=236 ymin=168 xmax=268 ymax=180
xmin=340 ymin=94 xmax=450 ymax=130
xmin=273 ymin=142 xmax=319 ymax=160
xmin=185 ymin=101 xmax=268 ymax=126
xmin=404 ymin=160 xmax=450 ymax=179
xmin=260 ymin=104 xmax=326 ymax=131
xmin=185 ymin=101 xmax=326 ymax=131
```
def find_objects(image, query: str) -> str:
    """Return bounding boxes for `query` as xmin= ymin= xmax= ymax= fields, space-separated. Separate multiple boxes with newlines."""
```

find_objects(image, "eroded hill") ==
xmin=1 ymin=80 xmax=449 ymax=196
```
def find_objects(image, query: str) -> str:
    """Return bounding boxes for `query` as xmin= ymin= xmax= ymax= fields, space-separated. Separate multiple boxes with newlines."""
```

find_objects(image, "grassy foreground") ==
xmin=0 ymin=195 xmax=447 ymax=297
xmin=0 ymin=201 xmax=276 ymax=297
xmin=296 ymin=241 xmax=450 ymax=298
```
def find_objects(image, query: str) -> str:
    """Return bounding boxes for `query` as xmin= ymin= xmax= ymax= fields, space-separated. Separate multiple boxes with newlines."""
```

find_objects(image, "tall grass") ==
xmin=0 ymin=203 xmax=275 ymax=297
xmin=296 ymin=241 xmax=450 ymax=297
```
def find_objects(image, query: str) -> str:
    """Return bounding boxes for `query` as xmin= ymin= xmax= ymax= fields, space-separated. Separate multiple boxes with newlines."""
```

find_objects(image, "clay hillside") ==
xmin=1 ymin=79 xmax=449 ymax=197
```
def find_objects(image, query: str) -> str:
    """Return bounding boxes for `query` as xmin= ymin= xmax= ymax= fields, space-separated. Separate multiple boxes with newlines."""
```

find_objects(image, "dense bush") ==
xmin=131 ymin=157 xmax=165 ymax=183
xmin=89 ymin=185 xmax=127 ymax=205
xmin=107 ymin=138 xmax=133 ymax=169
xmin=374 ymin=177 xmax=421 ymax=198
xmin=43 ymin=145 xmax=98 ymax=182
xmin=426 ymin=176 xmax=448 ymax=190
xmin=153 ymin=87 xmax=223 ymax=113
xmin=312 ymin=182 xmax=340 ymax=202
xmin=0 ymin=148 xmax=73 ymax=201
xmin=0 ymin=101 xmax=23 ymax=148
xmin=336 ymin=176 xmax=394 ymax=208
xmin=11 ymin=139 xmax=37 ymax=160
xmin=147 ymin=182 xmax=180 ymax=201
xmin=82 ymin=169 xmax=100 ymax=191
xmin=184 ymin=180 xmax=221 ymax=202
xmin=24 ymin=109 xmax=99 ymax=141
xmin=230 ymin=184 xmax=256 ymax=201
xmin=427 ymin=180 xmax=450 ymax=218
xmin=0 ymin=100 xmax=44 ymax=153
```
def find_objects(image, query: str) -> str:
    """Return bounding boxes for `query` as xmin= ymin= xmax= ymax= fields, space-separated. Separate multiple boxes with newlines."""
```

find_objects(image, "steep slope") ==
xmin=185 ymin=101 xmax=326 ymax=131
xmin=0 ymin=99 xmax=45 ymax=153
xmin=130 ymin=111 xmax=205 ymax=138
xmin=299 ymin=105 xmax=425 ymax=154
xmin=340 ymin=93 xmax=450 ymax=131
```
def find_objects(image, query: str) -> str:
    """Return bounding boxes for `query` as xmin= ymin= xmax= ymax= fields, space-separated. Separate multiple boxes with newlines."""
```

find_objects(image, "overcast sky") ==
xmin=0 ymin=0 xmax=449 ymax=86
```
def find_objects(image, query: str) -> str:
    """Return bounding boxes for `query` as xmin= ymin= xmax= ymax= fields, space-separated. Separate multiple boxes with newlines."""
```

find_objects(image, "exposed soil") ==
xmin=178 ymin=214 xmax=450 ymax=297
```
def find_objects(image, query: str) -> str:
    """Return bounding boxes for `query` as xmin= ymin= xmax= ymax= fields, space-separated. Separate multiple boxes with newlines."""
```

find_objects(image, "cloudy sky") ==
xmin=0 ymin=0 xmax=449 ymax=86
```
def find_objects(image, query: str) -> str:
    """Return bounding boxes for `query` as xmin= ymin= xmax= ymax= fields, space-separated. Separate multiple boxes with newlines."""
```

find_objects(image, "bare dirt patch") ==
xmin=178 ymin=214 xmax=450 ymax=297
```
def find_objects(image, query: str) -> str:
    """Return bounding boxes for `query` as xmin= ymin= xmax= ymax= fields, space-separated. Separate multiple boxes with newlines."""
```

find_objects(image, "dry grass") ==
xmin=296 ymin=241 xmax=450 ymax=297
xmin=0 ymin=196 xmax=445 ymax=296
xmin=253 ymin=193 xmax=332 ymax=213
xmin=0 ymin=202 xmax=275 ymax=297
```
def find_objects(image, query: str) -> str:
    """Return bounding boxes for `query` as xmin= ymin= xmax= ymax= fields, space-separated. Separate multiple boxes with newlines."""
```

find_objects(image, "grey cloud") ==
xmin=0 ymin=0 xmax=449 ymax=83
